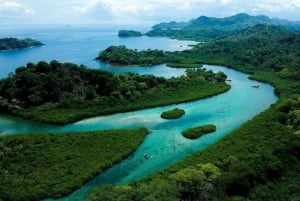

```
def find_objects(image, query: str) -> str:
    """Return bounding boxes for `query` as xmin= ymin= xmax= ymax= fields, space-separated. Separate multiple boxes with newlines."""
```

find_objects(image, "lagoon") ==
xmin=0 ymin=25 xmax=277 ymax=201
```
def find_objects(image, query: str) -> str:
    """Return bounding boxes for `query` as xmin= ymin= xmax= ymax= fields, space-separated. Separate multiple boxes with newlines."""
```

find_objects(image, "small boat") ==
xmin=226 ymin=79 xmax=232 ymax=82
xmin=252 ymin=83 xmax=259 ymax=88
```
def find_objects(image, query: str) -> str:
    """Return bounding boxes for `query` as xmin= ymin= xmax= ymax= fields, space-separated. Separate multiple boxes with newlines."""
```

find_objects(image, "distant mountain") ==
xmin=146 ymin=13 xmax=300 ymax=41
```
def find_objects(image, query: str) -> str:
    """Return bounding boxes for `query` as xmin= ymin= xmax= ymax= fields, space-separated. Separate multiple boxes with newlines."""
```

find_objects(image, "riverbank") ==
xmin=0 ymin=127 xmax=148 ymax=201
xmin=0 ymin=62 xmax=230 ymax=125
xmin=85 ymin=24 xmax=300 ymax=201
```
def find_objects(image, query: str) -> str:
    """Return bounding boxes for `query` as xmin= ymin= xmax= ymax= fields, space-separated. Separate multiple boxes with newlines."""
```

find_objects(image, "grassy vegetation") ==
xmin=0 ymin=37 xmax=43 ymax=50
xmin=0 ymin=62 xmax=229 ymax=124
xmin=182 ymin=124 xmax=216 ymax=139
xmin=161 ymin=108 xmax=185 ymax=119
xmin=0 ymin=127 xmax=149 ymax=201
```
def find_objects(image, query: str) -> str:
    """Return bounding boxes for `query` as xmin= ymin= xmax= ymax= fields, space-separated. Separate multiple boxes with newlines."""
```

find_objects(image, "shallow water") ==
xmin=41 ymin=65 xmax=277 ymax=201
xmin=0 ymin=25 xmax=277 ymax=201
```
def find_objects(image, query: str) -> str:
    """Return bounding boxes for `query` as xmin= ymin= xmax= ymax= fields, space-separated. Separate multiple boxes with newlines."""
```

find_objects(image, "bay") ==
xmin=0 ymin=24 xmax=196 ymax=78
xmin=0 ymin=25 xmax=278 ymax=201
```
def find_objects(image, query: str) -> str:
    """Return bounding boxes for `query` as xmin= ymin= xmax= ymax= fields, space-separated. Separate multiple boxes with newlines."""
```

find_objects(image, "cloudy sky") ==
xmin=0 ymin=0 xmax=299 ymax=25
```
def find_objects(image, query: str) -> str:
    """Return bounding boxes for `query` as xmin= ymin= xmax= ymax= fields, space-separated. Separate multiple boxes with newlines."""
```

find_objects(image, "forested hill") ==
xmin=146 ymin=13 xmax=300 ymax=40
xmin=179 ymin=24 xmax=300 ymax=96
xmin=0 ymin=38 xmax=43 ymax=51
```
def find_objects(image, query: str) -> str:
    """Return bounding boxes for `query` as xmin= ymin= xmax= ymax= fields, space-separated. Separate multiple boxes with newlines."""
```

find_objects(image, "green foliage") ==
xmin=182 ymin=124 xmax=216 ymax=139
xmin=86 ymin=163 xmax=220 ymax=201
xmin=0 ymin=61 xmax=229 ymax=124
xmin=96 ymin=45 xmax=167 ymax=66
xmin=0 ymin=127 xmax=148 ymax=201
xmin=85 ymin=23 xmax=300 ymax=200
xmin=245 ymin=165 xmax=300 ymax=201
xmin=146 ymin=13 xmax=300 ymax=41
xmin=166 ymin=63 xmax=202 ymax=68
xmin=118 ymin=30 xmax=143 ymax=37
xmin=176 ymin=24 xmax=300 ymax=96
xmin=161 ymin=108 xmax=185 ymax=119
xmin=0 ymin=37 xmax=43 ymax=50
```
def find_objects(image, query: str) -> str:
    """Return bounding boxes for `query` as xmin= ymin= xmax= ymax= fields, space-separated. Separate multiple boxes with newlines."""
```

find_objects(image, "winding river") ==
xmin=0 ymin=65 xmax=278 ymax=201
xmin=0 ymin=25 xmax=277 ymax=201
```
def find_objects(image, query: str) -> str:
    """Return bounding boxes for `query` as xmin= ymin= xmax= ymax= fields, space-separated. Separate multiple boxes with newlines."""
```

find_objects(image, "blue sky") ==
xmin=0 ymin=0 xmax=299 ymax=25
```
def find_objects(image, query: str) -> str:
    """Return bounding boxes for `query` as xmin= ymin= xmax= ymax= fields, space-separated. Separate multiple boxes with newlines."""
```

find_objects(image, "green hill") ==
xmin=146 ymin=13 xmax=300 ymax=40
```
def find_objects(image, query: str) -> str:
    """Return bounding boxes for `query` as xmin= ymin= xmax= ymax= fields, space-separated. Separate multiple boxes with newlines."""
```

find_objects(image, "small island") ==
xmin=96 ymin=45 xmax=166 ymax=66
xmin=0 ymin=37 xmax=43 ymax=51
xmin=182 ymin=124 xmax=216 ymax=139
xmin=118 ymin=30 xmax=143 ymax=37
xmin=161 ymin=108 xmax=185 ymax=119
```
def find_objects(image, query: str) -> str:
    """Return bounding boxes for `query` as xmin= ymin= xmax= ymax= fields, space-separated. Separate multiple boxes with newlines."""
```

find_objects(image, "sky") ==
xmin=0 ymin=0 xmax=299 ymax=25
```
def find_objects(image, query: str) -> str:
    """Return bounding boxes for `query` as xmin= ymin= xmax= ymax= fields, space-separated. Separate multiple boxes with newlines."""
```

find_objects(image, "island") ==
xmin=118 ymin=30 xmax=143 ymax=37
xmin=95 ymin=45 xmax=166 ymax=66
xmin=0 ymin=37 xmax=43 ymax=51
xmin=182 ymin=124 xmax=216 ymax=139
xmin=161 ymin=108 xmax=185 ymax=119
xmin=0 ymin=60 xmax=230 ymax=124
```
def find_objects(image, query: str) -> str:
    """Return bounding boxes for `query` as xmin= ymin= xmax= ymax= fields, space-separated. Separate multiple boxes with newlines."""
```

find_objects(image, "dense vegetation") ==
xmin=182 ymin=124 xmax=216 ymax=139
xmin=0 ymin=61 xmax=229 ymax=124
xmin=86 ymin=22 xmax=300 ymax=201
xmin=96 ymin=45 xmax=167 ymax=66
xmin=161 ymin=108 xmax=185 ymax=119
xmin=174 ymin=24 xmax=300 ymax=96
xmin=0 ymin=127 xmax=148 ymax=201
xmin=118 ymin=30 xmax=143 ymax=37
xmin=146 ymin=13 xmax=300 ymax=41
xmin=86 ymin=97 xmax=300 ymax=201
xmin=0 ymin=37 xmax=43 ymax=50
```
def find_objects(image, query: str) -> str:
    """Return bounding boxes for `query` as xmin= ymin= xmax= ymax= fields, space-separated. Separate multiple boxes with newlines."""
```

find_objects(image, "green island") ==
xmin=86 ymin=19 xmax=300 ymax=201
xmin=0 ymin=61 xmax=229 ymax=124
xmin=96 ymin=45 xmax=167 ymax=66
xmin=0 ymin=127 xmax=149 ymax=201
xmin=182 ymin=124 xmax=216 ymax=139
xmin=118 ymin=30 xmax=143 ymax=37
xmin=0 ymin=37 xmax=43 ymax=51
xmin=161 ymin=108 xmax=185 ymax=119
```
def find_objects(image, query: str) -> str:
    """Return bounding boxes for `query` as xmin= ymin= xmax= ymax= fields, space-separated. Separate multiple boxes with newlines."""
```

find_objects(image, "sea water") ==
xmin=0 ymin=25 xmax=278 ymax=201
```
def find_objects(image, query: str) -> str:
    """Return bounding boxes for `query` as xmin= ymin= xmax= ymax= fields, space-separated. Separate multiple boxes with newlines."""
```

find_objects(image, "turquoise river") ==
xmin=0 ymin=25 xmax=278 ymax=201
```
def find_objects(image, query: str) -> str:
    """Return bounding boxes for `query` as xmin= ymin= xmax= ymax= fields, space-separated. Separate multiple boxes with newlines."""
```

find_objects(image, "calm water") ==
xmin=0 ymin=25 xmax=277 ymax=201
xmin=0 ymin=24 xmax=197 ymax=78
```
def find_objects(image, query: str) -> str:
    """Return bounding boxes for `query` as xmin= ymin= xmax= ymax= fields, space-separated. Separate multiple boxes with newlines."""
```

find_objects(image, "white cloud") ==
xmin=1 ymin=0 xmax=300 ymax=24
xmin=0 ymin=1 xmax=33 ymax=15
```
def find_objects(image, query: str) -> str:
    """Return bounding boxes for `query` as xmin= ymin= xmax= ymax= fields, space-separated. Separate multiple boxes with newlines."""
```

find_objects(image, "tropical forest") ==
xmin=0 ymin=11 xmax=299 ymax=201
